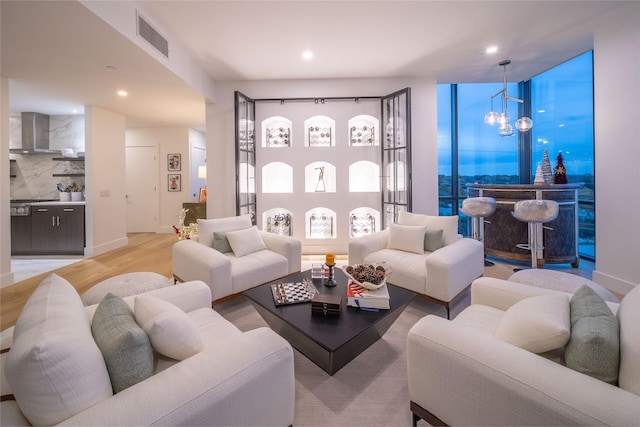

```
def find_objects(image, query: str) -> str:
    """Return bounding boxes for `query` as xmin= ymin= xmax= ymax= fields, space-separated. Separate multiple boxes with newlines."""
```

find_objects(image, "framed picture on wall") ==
xmin=168 ymin=174 xmax=181 ymax=192
xmin=168 ymin=153 xmax=181 ymax=171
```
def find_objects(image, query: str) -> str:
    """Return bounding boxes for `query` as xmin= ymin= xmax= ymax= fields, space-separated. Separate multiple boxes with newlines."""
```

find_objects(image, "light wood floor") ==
xmin=0 ymin=232 xmax=595 ymax=332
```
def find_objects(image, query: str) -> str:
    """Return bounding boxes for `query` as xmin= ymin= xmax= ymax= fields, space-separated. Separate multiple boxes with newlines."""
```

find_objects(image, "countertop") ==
xmin=465 ymin=183 xmax=584 ymax=190
xmin=30 ymin=201 xmax=86 ymax=206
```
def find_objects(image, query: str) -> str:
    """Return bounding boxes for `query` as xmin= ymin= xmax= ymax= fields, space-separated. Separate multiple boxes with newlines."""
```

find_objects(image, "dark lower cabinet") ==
xmin=31 ymin=205 xmax=85 ymax=255
xmin=10 ymin=216 xmax=32 ymax=255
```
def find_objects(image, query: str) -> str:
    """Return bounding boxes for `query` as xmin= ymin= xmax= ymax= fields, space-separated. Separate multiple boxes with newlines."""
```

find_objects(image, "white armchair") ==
xmin=407 ymin=277 xmax=640 ymax=426
xmin=349 ymin=212 xmax=484 ymax=318
xmin=172 ymin=214 xmax=301 ymax=302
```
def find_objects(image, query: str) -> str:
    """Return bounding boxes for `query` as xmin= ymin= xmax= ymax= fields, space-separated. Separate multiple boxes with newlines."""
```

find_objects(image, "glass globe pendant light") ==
xmin=484 ymin=60 xmax=532 ymax=136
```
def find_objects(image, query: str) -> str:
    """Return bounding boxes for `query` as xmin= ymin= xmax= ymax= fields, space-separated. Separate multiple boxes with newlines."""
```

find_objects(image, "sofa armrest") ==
xmin=470 ymin=277 xmax=570 ymax=310
xmin=172 ymin=240 xmax=233 ymax=301
xmin=348 ymin=229 xmax=389 ymax=265
xmin=260 ymin=231 xmax=302 ymax=274
xmin=424 ymin=237 xmax=484 ymax=302
xmin=408 ymin=315 xmax=640 ymax=426
xmin=59 ymin=327 xmax=295 ymax=426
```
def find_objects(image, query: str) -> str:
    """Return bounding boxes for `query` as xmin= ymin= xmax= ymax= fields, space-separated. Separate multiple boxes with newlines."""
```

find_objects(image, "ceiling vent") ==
xmin=136 ymin=12 xmax=169 ymax=58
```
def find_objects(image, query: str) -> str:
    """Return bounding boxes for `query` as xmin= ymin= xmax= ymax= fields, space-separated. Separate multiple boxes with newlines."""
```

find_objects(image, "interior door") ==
xmin=235 ymin=91 xmax=256 ymax=223
xmin=126 ymin=146 xmax=158 ymax=232
xmin=381 ymin=88 xmax=412 ymax=227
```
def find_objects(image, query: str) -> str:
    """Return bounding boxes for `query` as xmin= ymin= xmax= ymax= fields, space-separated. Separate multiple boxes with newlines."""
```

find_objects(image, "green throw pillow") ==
xmin=91 ymin=293 xmax=153 ymax=393
xmin=213 ymin=231 xmax=233 ymax=253
xmin=424 ymin=228 xmax=444 ymax=252
xmin=565 ymin=285 xmax=620 ymax=385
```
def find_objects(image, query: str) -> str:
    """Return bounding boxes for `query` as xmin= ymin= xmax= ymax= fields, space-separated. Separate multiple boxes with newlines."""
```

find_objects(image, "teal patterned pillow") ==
xmin=565 ymin=285 xmax=620 ymax=385
xmin=91 ymin=293 xmax=153 ymax=393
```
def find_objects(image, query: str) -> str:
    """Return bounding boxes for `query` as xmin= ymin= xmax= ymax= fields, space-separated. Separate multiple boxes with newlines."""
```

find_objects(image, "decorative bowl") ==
xmin=341 ymin=263 xmax=392 ymax=290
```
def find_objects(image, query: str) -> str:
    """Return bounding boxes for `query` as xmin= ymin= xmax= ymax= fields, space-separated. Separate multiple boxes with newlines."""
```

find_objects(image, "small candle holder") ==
xmin=323 ymin=263 xmax=336 ymax=287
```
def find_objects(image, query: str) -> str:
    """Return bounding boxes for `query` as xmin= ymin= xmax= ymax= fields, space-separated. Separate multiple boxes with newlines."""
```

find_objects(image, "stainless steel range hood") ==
xmin=9 ymin=112 xmax=60 ymax=154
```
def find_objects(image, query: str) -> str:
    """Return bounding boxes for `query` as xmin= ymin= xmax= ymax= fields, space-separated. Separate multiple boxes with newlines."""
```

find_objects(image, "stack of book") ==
xmin=346 ymin=281 xmax=390 ymax=310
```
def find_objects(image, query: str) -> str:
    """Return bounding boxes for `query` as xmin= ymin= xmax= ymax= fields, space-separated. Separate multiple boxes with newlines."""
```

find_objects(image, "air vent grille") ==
xmin=137 ymin=12 xmax=169 ymax=58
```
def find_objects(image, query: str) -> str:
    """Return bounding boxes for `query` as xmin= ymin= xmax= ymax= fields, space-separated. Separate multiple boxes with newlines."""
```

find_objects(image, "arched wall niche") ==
xmin=349 ymin=207 xmax=380 ymax=238
xmin=262 ymin=208 xmax=293 ymax=236
xmin=305 ymin=208 xmax=337 ymax=239
xmin=304 ymin=115 xmax=335 ymax=147
xmin=262 ymin=116 xmax=292 ymax=148
xmin=262 ymin=162 xmax=293 ymax=193
xmin=349 ymin=161 xmax=379 ymax=192
xmin=305 ymin=162 xmax=336 ymax=193
xmin=348 ymin=115 xmax=379 ymax=146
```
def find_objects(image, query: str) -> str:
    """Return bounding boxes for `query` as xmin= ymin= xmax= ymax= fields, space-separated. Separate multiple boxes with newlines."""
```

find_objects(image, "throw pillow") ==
xmin=213 ymin=231 xmax=233 ymax=253
xmin=134 ymin=295 xmax=204 ymax=360
xmin=617 ymin=285 xmax=640 ymax=395
xmin=91 ymin=293 xmax=153 ymax=393
xmin=398 ymin=211 xmax=460 ymax=246
xmin=197 ymin=214 xmax=252 ymax=247
xmin=4 ymin=274 xmax=112 ymax=426
xmin=494 ymin=294 xmax=570 ymax=353
xmin=565 ymin=285 xmax=620 ymax=385
xmin=424 ymin=228 xmax=444 ymax=252
xmin=226 ymin=225 xmax=267 ymax=257
xmin=387 ymin=223 xmax=426 ymax=255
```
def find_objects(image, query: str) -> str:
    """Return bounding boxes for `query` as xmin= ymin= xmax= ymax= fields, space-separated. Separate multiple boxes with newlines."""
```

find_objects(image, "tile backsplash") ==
xmin=9 ymin=114 xmax=85 ymax=200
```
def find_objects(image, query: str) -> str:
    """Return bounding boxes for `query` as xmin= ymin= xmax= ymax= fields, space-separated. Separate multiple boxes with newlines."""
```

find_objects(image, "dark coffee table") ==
xmin=244 ymin=268 xmax=415 ymax=375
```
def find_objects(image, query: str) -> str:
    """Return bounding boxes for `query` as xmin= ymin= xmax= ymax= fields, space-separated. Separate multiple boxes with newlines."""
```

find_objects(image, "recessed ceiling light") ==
xmin=302 ymin=50 xmax=313 ymax=60
xmin=117 ymin=90 xmax=128 ymax=97
xmin=486 ymin=46 xmax=498 ymax=54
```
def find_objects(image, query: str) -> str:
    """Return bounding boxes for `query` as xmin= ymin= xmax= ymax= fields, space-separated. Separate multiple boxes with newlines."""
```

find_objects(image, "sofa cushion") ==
xmin=617 ymin=286 xmax=640 ymax=395
xmin=363 ymin=248 xmax=427 ymax=294
xmin=398 ymin=211 xmax=459 ymax=246
xmin=81 ymin=271 xmax=171 ymax=306
xmin=197 ymin=214 xmax=252 ymax=248
xmin=4 ymin=274 xmax=113 ymax=426
xmin=388 ymin=223 xmax=426 ymax=254
xmin=91 ymin=293 xmax=153 ymax=393
xmin=230 ymin=250 xmax=289 ymax=293
xmin=135 ymin=295 xmax=204 ymax=360
xmin=424 ymin=228 xmax=444 ymax=252
xmin=227 ymin=225 xmax=267 ymax=257
xmin=213 ymin=231 xmax=233 ymax=253
xmin=565 ymin=285 xmax=619 ymax=385
xmin=494 ymin=294 xmax=570 ymax=353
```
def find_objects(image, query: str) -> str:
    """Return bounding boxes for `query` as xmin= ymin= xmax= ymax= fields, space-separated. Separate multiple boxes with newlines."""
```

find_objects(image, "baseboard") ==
xmin=84 ymin=236 xmax=129 ymax=257
xmin=592 ymin=270 xmax=636 ymax=296
xmin=0 ymin=271 xmax=16 ymax=289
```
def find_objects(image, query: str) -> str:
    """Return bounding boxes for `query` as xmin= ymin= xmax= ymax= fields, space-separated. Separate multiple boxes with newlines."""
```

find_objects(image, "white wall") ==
xmin=84 ymin=106 xmax=128 ymax=256
xmin=188 ymin=129 xmax=206 ymax=200
xmin=592 ymin=6 xmax=640 ymax=294
xmin=205 ymin=78 xmax=438 ymax=229
xmin=126 ymin=127 xmax=192 ymax=232
xmin=1 ymin=76 xmax=14 ymax=287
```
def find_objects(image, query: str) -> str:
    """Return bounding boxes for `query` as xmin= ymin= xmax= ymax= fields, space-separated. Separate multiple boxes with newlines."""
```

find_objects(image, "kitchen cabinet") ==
xmin=31 ymin=205 xmax=85 ymax=254
xmin=52 ymin=157 xmax=85 ymax=177
xmin=10 ymin=216 xmax=32 ymax=255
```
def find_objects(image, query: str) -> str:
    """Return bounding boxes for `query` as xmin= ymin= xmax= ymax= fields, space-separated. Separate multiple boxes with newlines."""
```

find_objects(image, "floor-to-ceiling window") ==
xmin=531 ymin=51 xmax=594 ymax=259
xmin=438 ymin=51 xmax=594 ymax=259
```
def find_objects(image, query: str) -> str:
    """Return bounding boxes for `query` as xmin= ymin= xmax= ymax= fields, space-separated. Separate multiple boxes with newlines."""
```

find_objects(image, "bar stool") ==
xmin=461 ymin=197 xmax=496 ymax=266
xmin=512 ymin=199 xmax=559 ymax=269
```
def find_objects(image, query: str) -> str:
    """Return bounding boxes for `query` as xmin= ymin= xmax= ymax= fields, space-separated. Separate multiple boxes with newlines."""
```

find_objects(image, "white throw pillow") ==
xmin=5 ymin=274 xmax=113 ymax=426
xmin=387 ymin=223 xmax=426 ymax=255
xmin=226 ymin=225 xmax=267 ymax=257
xmin=398 ymin=211 xmax=460 ymax=246
xmin=197 ymin=214 xmax=252 ymax=248
xmin=495 ymin=294 xmax=570 ymax=354
xmin=134 ymin=295 xmax=204 ymax=360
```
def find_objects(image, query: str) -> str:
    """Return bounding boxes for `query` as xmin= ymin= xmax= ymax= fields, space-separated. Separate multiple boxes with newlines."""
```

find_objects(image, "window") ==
xmin=438 ymin=51 xmax=594 ymax=259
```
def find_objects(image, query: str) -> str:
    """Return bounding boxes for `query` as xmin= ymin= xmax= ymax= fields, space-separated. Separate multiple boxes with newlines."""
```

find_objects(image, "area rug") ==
xmin=214 ymin=292 xmax=470 ymax=426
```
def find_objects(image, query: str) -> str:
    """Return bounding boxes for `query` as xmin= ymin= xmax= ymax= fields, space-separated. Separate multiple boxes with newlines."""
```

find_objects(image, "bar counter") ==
xmin=466 ymin=183 xmax=584 ymax=267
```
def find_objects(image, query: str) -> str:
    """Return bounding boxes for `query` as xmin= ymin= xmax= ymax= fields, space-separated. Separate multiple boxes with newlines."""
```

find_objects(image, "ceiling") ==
xmin=1 ymin=1 xmax=636 ymax=129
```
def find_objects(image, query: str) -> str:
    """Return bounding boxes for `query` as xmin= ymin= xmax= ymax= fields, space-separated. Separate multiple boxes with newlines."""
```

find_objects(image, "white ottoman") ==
xmin=81 ymin=272 xmax=172 ymax=306
xmin=509 ymin=269 xmax=619 ymax=303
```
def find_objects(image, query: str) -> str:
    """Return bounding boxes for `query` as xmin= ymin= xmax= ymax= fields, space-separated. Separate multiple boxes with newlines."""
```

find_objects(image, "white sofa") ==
xmin=1 ymin=274 xmax=295 ymax=426
xmin=348 ymin=211 xmax=484 ymax=318
xmin=173 ymin=214 xmax=302 ymax=302
xmin=407 ymin=277 xmax=640 ymax=426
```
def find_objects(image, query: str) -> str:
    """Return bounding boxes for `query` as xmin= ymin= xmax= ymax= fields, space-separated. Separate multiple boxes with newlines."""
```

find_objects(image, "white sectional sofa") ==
xmin=173 ymin=214 xmax=302 ymax=302
xmin=407 ymin=277 xmax=640 ymax=426
xmin=1 ymin=274 xmax=295 ymax=426
xmin=349 ymin=211 xmax=484 ymax=317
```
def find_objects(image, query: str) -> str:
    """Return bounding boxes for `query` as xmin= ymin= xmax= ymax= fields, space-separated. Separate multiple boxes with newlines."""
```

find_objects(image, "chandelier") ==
xmin=484 ymin=60 xmax=533 ymax=137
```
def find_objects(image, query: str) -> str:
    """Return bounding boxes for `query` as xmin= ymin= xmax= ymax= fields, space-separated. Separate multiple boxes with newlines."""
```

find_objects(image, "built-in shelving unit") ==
xmin=52 ymin=157 xmax=85 ymax=177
